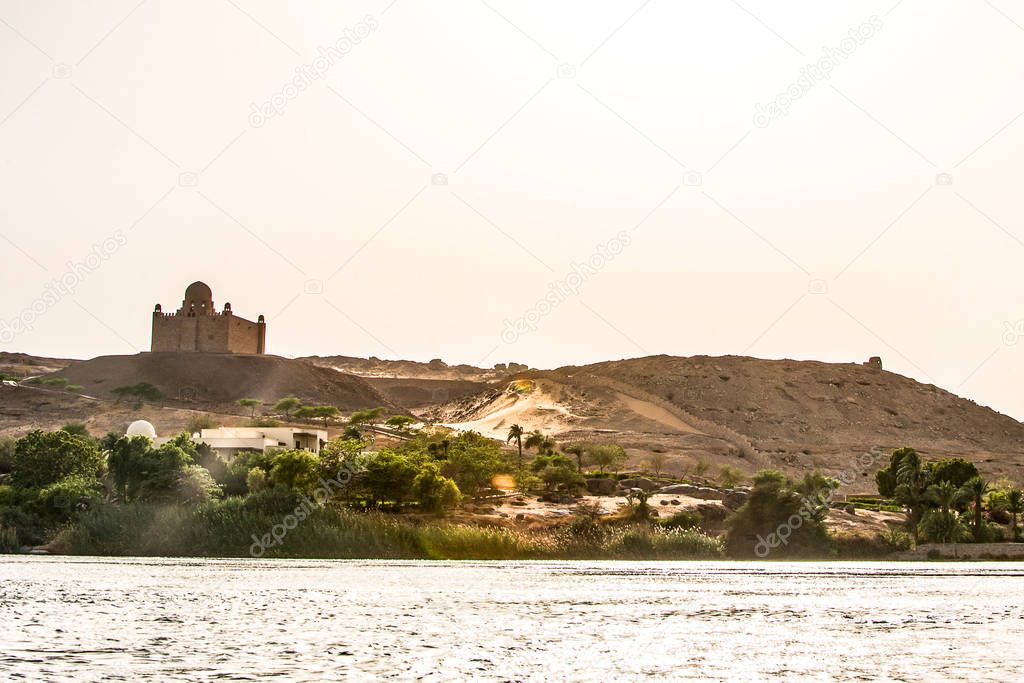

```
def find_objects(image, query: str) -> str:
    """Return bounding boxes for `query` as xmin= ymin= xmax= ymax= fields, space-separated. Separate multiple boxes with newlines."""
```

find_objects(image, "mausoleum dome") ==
xmin=184 ymin=281 xmax=213 ymax=303
xmin=126 ymin=420 xmax=158 ymax=440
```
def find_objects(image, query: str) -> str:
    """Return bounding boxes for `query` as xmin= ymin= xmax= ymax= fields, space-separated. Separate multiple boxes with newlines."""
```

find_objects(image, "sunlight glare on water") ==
xmin=1 ymin=558 xmax=1022 ymax=681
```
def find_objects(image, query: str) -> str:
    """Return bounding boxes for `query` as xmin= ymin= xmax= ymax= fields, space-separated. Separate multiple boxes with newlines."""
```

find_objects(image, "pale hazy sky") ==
xmin=1 ymin=1 xmax=1023 ymax=419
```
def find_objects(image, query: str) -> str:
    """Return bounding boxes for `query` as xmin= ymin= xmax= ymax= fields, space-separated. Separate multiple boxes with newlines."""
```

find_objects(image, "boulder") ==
xmin=586 ymin=478 xmax=618 ymax=496
xmin=845 ymin=504 xmax=857 ymax=515
xmin=618 ymin=477 xmax=659 ymax=492
xmin=659 ymin=483 xmax=722 ymax=500
xmin=722 ymin=489 xmax=749 ymax=510
xmin=694 ymin=503 xmax=729 ymax=524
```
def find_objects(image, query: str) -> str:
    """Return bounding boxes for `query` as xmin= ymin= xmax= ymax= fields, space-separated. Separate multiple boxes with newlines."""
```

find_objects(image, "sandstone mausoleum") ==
xmin=151 ymin=281 xmax=265 ymax=354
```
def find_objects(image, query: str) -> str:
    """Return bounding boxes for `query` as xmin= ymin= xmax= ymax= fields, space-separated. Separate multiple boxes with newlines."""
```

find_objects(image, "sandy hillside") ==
xmin=429 ymin=355 xmax=1024 ymax=490
xmin=0 ymin=383 xmax=245 ymax=438
xmin=0 ymin=352 xmax=76 ymax=377
xmin=44 ymin=352 xmax=400 ymax=414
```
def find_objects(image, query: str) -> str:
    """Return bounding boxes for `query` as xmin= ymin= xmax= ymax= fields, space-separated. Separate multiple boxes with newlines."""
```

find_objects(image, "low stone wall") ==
xmin=897 ymin=542 xmax=1024 ymax=560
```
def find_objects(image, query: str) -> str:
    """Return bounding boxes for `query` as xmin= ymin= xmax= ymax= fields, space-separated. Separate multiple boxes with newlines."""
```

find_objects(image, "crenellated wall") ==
xmin=151 ymin=311 xmax=265 ymax=354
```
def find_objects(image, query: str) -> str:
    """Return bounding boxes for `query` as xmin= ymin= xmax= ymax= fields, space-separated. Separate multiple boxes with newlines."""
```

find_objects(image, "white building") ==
xmin=123 ymin=421 xmax=328 ymax=459
xmin=196 ymin=427 xmax=328 ymax=458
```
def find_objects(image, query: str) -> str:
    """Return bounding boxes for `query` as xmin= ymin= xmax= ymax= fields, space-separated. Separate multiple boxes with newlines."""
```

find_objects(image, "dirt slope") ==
xmin=0 ymin=352 xmax=77 ymax=377
xmin=301 ymin=355 xmax=523 ymax=381
xmin=430 ymin=355 xmax=1024 ymax=489
xmin=0 ymin=383 xmax=243 ymax=438
xmin=45 ymin=353 xmax=399 ymax=413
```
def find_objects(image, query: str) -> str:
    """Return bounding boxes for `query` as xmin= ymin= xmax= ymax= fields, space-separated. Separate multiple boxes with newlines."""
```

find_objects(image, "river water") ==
xmin=1 ymin=558 xmax=1022 ymax=681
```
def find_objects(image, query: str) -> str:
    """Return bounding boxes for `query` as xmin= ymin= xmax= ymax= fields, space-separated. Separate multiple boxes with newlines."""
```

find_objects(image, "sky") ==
xmin=1 ymin=0 xmax=1023 ymax=420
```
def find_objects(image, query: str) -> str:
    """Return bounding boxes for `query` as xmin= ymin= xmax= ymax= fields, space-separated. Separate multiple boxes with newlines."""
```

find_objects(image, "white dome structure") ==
xmin=125 ymin=420 xmax=158 ymax=440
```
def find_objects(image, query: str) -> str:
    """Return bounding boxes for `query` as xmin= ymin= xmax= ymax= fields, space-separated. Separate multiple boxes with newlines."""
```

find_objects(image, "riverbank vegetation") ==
xmin=1 ymin=420 xmax=1020 ymax=560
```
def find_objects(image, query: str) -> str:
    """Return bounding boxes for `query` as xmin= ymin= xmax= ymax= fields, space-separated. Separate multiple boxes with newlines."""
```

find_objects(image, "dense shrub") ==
xmin=10 ymin=430 xmax=104 ymax=489
xmin=724 ymin=470 xmax=832 ymax=558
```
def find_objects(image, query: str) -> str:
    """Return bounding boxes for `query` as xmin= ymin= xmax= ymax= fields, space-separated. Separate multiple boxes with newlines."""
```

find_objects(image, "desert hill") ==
xmin=0 ymin=382 xmax=243 ymax=438
xmin=44 ymin=352 xmax=399 ymax=413
xmin=430 ymin=355 xmax=1024 ymax=490
xmin=0 ymin=351 xmax=76 ymax=378
xmin=300 ymin=354 xmax=525 ymax=381
xmin=4 ymin=350 xmax=1023 ymax=491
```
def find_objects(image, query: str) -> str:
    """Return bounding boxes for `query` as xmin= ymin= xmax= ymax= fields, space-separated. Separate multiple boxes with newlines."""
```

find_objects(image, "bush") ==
xmin=0 ymin=437 xmax=15 ymax=474
xmin=36 ymin=475 xmax=103 ymax=516
xmin=412 ymin=465 xmax=461 ymax=515
xmin=268 ymin=450 xmax=322 ymax=493
xmin=879 ymin=527 xmax=912 ymax=553
xmin=723 ymin=470 xmax=832 ymax=558
xmin=718 ymin=465 xmax=745 ymax=488
xmin=246 ymin=468 xmax=268 ymax=493
xmin=185 ymin=414 xmax=217 ymax=434
xmin=661 ymin=509 xmax=702 ymax=530
xmin=176 ymin=466 xmax=222 ymax=505
xmin=11 ymin=430 xmax=104 ymax=489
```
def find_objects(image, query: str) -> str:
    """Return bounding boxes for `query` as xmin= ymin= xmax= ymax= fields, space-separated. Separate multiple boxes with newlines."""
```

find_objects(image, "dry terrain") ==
xmin=428 ymin=355 xmax=1024 ymax=492
xmin=45 ymin=352 xmax=400 ymax=414
xmin=3 ymin=351 xmax=1022 ymax=495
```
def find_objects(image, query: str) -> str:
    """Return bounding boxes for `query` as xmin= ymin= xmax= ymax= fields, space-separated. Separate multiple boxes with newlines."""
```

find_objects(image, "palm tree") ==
xmin=525 ymin=430 xmax=544 ymax=451
xmin=894 ymin=450 xmax=929 ymax=544
xmin=1007 ymin=489 xmax=1024 ymax=542
xmin=959 ymin=476 xmax=989 ymax=542
xmin=506 ymin=424 xmax=525 ymax=465
xmin=563 ymin=443 xmax=586 ymax=472
xmin=926 ymin=480 xmax=963 ymax=543
xmin=524 ymin=430 xmax=558 ymax=455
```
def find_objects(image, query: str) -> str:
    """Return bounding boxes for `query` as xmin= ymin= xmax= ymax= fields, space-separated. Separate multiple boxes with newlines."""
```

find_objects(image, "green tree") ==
xmin=185 ymin=413 xmax=217 ymax=434
xmin=412 ymin=463 xmax=461 ymax=514
xmin=0 ymin=436 xmax=15 ymax=474
xmin=385 ymin=415 xmax=417 ymax=432
xmin=928 ymin=457 xmax=980 ymax=491
xmin=106 ymin=435 xmax=152 ymax=501
xmin=176 ymin=465 xmax=222 ymax=505
xmin=959 ymin=476 xmax=989 ymax=542
xmin=506 ymin=424 xmax=525 ymax=465
xmin=875 ymin=447 xmax=918 ymax=498
xmin=295 ymin=405 xmax=339 ymax=428
xmin=724 ymin=470 xmax=831 ymax=558
xmin=525 ymin=430 xmax=556 ymax=455
xmin=273 ymin=395 xmax=302 ymax=418
xmin=588 ymin=444 xmax=628 ymax=475
xmin=539 ymin=461 xmax=584 ymax=492
xmin=1006 ymin=489 xmax=1024 ymax=542
xmin=59 ymin=422 xmax=90 ymax=439
xmin=106 ymin=436 xmax=194 ymax=502
xmin=893 ymin=449 xmax=930 ymax=544
xmin=269 ymin=449 xmax=322 ymax=493
xmin=442 ymin=431 xmax=509 ymax=497
xmin=110 ymin=382 xmax=162 ymax=407
xmin=361 ymin=450 xmax=419 ymax=507
xmin=718 ymin=465 xmax=745 ymax=488
xmin=348 ymin=407 xmax=387 ymax=426
xmin=563 ymin=443 xmax=587 ymax=472
xmin=925 ymin=480 xmax=965 ymax=543
xmin=10 ymin=430 xmax=104 ymax=490
xmin=236 ymin=398 xmax=262 ymax=418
